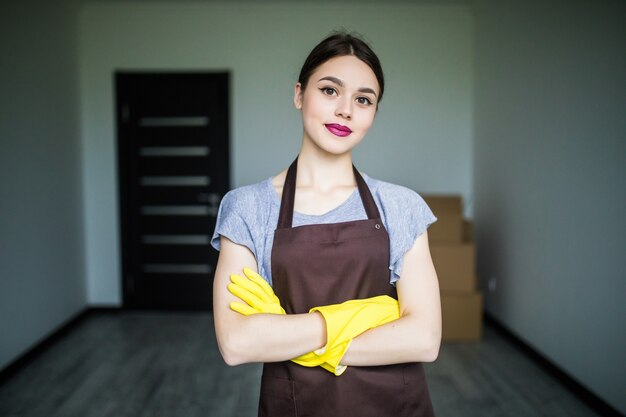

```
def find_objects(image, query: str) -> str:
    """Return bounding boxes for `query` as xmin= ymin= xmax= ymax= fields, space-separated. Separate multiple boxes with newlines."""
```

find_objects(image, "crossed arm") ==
xmin=212 ymin=231 xmax=441 ymax=367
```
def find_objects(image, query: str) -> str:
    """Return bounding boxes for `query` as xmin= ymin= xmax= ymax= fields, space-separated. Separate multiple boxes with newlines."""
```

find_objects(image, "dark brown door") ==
xmin=116 ymin=72 xmax=229 ymax=310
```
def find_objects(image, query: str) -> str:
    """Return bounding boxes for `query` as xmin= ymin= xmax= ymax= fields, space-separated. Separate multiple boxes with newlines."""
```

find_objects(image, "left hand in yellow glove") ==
xmin=311 ymin=295 xmax=400 ymax=350
xmin=227 ymin=267 xmax=285 ymax=315
xmin=291 ymin=340 xmax=352 ymax=375
xmin=305 ymin=295 xmax=400 ymax=375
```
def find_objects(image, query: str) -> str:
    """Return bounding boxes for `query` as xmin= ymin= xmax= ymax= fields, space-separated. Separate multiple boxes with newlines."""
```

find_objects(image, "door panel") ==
xmin=116 ymin=72 xmax=229 ymax=310
xmin=140 ymin=157 xmax=212 ymax=175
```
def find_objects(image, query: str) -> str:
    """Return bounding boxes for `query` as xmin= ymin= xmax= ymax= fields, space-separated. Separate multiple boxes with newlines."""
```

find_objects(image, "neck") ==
xmin=296 ymin=143 xmax=356 ymax=191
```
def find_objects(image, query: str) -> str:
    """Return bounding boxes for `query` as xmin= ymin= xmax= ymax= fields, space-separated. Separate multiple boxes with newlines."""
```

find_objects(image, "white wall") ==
xmin=0 ymin=0 xmax=86 ymax=370
xmin=79 ymin=2 xmax=473 ymax=305
xmin=473 ymin=1 xmax=626 ymax=413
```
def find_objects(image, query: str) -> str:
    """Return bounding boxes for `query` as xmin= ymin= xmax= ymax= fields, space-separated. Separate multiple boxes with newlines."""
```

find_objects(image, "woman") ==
xmin=211 ymin=32 xmax=441 ymax=417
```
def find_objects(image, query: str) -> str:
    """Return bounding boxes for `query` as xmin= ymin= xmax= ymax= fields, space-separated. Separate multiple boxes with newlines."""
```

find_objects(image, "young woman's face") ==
xmin=294 ymin=55 xmax=379 ymax=156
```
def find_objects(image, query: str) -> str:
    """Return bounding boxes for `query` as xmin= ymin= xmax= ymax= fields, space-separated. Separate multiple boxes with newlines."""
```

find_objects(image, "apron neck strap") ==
xmin=277 ymin=157 xmax=381 ymax=229
xmin=277 ymin=158 xmax=298 ymax=229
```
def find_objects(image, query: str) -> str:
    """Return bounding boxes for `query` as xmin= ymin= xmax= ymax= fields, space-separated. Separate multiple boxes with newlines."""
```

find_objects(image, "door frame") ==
xmin=115 ymin=70 xmax=230 ymax=310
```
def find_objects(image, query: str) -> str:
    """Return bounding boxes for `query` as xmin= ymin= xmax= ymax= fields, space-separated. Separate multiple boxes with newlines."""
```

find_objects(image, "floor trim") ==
xmin=0 ymin=307 xmax=119 ymax=386
xmin=484 ymin=313 xmax=623 ymax=417
xmin=1 ymin=308 xmax=622 ymax=416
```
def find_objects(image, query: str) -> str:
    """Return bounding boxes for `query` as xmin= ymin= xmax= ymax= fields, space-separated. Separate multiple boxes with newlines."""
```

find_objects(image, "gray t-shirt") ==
xmin=211 ymin=174 xmax=436 ymax=286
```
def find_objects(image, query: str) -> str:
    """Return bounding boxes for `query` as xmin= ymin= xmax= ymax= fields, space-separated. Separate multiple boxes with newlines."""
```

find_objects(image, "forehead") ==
xmin=311 ymin=55 xmax=379 ymax=91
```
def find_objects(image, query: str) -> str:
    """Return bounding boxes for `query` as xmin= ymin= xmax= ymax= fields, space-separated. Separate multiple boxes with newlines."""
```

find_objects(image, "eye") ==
xmin=319 ymin=87 xmax=337 ymax=96
xmin=356 ymin=96 xmax=373 ymax=106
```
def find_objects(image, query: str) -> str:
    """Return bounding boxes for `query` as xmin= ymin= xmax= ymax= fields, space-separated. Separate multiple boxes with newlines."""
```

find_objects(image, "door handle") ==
xmin=204 ymin=192 xmax=221 ymax=217
xmin=196 ymin=192 xmax=221 ymax=203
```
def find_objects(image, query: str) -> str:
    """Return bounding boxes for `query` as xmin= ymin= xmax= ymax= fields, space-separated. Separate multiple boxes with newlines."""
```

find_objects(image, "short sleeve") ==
xmin=375 ymin=183 xmax=437 ymax=285
xmin=210 ymin=188 xmax=257 ymax=258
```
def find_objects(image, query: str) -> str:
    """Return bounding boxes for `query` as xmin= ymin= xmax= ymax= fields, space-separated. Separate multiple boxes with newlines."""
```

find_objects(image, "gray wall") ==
xmin=78 ymin=2 xmax=473 ymax=305
xmin=0 ymin=0 xmax=86 ymax=371
xmin=473 ymin=1 xmax=626 ymax=413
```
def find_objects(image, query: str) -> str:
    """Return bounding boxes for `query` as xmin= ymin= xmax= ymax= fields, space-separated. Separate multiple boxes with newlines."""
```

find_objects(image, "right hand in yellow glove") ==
xmin=226 ymin=268 xmax=342 ymax=370
xmin=227 ymin=268 xmax=349 ymax=372
xmin=227 ymin=267 xmax=286 ymax=315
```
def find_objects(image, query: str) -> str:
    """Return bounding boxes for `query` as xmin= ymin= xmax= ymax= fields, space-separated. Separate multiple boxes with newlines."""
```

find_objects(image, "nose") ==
xmin=335 ymin=97 xmax=352 ymax=120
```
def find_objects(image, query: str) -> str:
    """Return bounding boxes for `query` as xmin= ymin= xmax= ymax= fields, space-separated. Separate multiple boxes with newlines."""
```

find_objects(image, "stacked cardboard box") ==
xmin=423 ymin=195 xmax=482 ymax=342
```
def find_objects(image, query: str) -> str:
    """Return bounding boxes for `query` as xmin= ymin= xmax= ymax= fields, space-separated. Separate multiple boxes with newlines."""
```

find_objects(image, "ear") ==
xmin=293 ymin=82 xmax=303 ymax=110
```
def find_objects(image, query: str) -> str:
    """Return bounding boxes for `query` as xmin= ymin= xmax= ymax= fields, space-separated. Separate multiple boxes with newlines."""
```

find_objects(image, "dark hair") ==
xmin=298 ymin=31 xmax=385 ymax=104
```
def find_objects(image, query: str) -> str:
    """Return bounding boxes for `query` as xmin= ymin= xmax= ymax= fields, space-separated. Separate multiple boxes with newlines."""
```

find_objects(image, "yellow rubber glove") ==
xmin=226 ymin=268 xmax=400 ymax=376
xmin=291 ymin=340 xmax=351 ymax=375
xmin=227 ymin=269 xmax=343 ymax=370
xmin=245 ymin=291 xmax=399 ymax=376
xmin=227 ymin=267 xmax=285 ymax=315
xmin=308 ymin=295 xmax=401 ymax=375
xmin=311 ymin=295 xmax=400 ymax=346
xmin=227 ymin=268 xmax=350 ymax=372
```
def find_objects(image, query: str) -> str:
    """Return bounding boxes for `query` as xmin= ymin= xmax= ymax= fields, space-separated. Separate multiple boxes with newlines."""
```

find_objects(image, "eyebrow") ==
xmin=318 ymin=76 xmax=378 ymax=98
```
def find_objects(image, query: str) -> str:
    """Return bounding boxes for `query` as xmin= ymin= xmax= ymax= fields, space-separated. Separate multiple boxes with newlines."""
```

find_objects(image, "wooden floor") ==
xmin=0 ymin=311 xmax=600 ymax=417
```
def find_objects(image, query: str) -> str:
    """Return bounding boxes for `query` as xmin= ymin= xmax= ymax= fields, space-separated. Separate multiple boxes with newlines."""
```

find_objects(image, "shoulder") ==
xmin=216 ymin=178 xmax=276 ymax=229
xmin=212 ymin=178 xmax=275 ymax=252
xmin=220 ymin=178 xmax=274 ymax=213
xmin=362 ymin=173 xmax=437 ymax=239
xmin=362 ymin=174 xmax=437 ymax=283
xmin=363 ymin=174 xmax=430 ymax=213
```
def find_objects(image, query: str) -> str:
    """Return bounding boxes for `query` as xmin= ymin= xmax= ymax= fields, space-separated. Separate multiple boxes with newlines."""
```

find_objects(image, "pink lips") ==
xmin=325 ymin=123 xmax=352 ymax=137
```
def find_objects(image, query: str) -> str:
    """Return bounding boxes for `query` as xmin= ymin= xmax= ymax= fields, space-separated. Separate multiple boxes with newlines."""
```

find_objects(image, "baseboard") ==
xmin=484 ymin=313 xmax=623 ymax=417
xmin=2 ymin=308 xmax=621 ymax=416
xmin=0 ymin=306 xmax=121 ymax=386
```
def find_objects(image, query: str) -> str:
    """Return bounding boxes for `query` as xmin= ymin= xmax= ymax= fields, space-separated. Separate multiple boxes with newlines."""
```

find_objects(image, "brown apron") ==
xmin=261 ymin=158 xmax=434 ymax=417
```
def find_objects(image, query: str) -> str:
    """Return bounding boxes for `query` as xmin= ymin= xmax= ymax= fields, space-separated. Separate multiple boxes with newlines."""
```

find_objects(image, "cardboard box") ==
xmin=441 ymin=291 xmax=482 ymax=341
xmin=463 ymin=219 xmax=473 ymax=242
xmin=423 ymin=195 xmax=463 ymax=243
xmin=431 ymin=243 xmax=476 ymax=292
